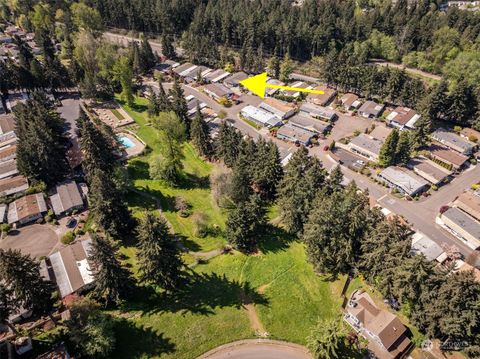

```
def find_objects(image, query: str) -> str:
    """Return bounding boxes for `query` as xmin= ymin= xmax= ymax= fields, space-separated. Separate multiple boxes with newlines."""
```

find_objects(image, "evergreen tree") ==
xmin=0 ymin=283 xmax=16 ymax=333
xmin=395 ymin=131 xmax=411 ymax=166
xmin=113 ymin=56 xmax=134 ymax=107
xmin=328 ymin=165 xmax=344 ymax=192
xmin=136 ymin=213 xmax=186 ymax=290
xmin=266 ymin=55 xmax=280 ymax=79
xmin=130 ymin=41 xmax=142 ymax=75
xmin=307 ymin=319 xmax=343 ymax=359
xmin=0 ymin=249 xmax=57 ymax=319
xmin=447 ymin=81 xmax=477 ymax=126
xmin=191 ymin=106 xmax=212 ymax=158
xmin=303 ymin=183 xmax=376 ymax=276
xmin=161 ymin=32 xmax=176 ymax=59
xmin=169 ymin=77 xmax=190 ymax=136
xmin=88 ymin=234 xmax=133 ymax=306
xmin=379 ymin=129 xmax=399 ymax=167
xmin=226 ymin=194 xmax=266 ymax=252
xmin=422 ymin=80 xmax=448 ymax=121
xmin=279 ymin=53 xmax=294 ymax=82
xmin=88 ymin=168 xmax=133 ymax=238
xmin=252 ymin=138 xmax=283 ymax=200
xmin=157 ymin=77 xmax=171 ymax=112
xmin=139 ymin=34 xmax=156 ymax=73
xmin=229 ymin=158 xmax=253 ymax=203
xmin=215 ymin=121 xmax=243 ymax=167
xmin=146 ymin=86 xmax=160 ymax=117
xmin=277 ymin=147 xmax=326 ymax=234
xmin=411 ymin=116 xmax=431 ymax=150
xmin=14 ymin=91 xmax=69 ymax=185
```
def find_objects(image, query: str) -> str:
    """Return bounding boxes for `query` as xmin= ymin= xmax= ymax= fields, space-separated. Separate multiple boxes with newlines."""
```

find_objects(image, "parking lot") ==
xmin=0 ymin=224 xmax=59 ymax=258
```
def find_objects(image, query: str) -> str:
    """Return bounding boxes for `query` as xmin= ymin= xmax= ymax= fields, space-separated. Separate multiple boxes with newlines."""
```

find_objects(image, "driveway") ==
xmin=0 ymin=224 xmax=59 ymax=259
xmin=58 ymin=96 xmax=81 ymax=138
xmin=198 ymin=340 xmax=311 ymax=359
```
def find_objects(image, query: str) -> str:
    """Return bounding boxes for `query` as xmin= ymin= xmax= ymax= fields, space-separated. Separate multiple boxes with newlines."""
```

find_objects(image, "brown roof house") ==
xmin=426 ymin=144 xmax=469 ymax=171
xmin=306 ymin=85 xmax=337 ymax=106
xmin=7 ymin=193 xmax=47 ymax=225
xmin=49 ymin=181 xmax=84 ymax=216
xmin=46 ymin=237 xmax=94 ymax=298
xmin=340 ymin=93 xmax=362 ymax=111
xmin=386 ymin=107 xmax=421 ymax=131
xmin=0 ymin=175 xmax=28 ymax=197
xmin=344 ymin=290 xmax=413 ymax=359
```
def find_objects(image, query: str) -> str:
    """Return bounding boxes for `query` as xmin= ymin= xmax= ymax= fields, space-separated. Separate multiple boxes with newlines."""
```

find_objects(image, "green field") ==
xmin=109 ymin=96 xmax=356 ymax=358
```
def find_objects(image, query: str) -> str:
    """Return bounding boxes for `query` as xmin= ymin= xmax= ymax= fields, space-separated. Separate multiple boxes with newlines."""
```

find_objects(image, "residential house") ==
xmin=46 ymin=238 xmax=94 ymax=298
xmin=431 ymin=128 xmax=476 ymax=155
xmin=460 ymin=128 xmax=480 ymax=143
xmin=306 ymin=85 xmax=337 ymax=106
xmin=276 ymin=123 xmax=316 ymax=146
xmin=282 ymin=81 xmax=312 ymax=97
xmin=0 ymin=145 xmax=16 ymax=163
xmin=438 ymin=206 xmax=480 ymax=250
xmin=172 ymin=62 xmax=196 ymax=77
xmin=298 ymin=103 xmax=336 ymax=121
xmin=224 ymin=72 xmax=248 ymax=88
xmin=0 ymin=159 xmax=18 ymax=179
xmin=265 ymin=79 xmax=284 ymax=97
xmin=427 ymin=144 xmax=469 ymax=170
xmin=240 ymin=105 xmax=283 ymax=128
xmin=411 ymin=232 xmax=447 ymax=263
xmin=0 ymin=131 xmax=17 ymax=148
xmin=203 ymin=83 xmax=233 ymax=101
xmin=344 ymin=290 xmax=413 ymax=359
xmin=259 ymin=98 xmax=296 ymax=120
xmin=7 ymin=193 xmax=48 ymax=225
xmin=386 ymin=107 xmax=420 ymax=130
xmin=0 ymin=203 xmax=6 ymax=223
xmin=49 ymin=181 xmax=84 ymax=216
xmin=340 ymin=93 xmax=362 ymax=111
xmin=0 ymin=175 xmax=28 ymax=197
xmin=182 ymin=65 xmax=212 ymax=82
xmin=348 ymin=134 xmax=383 ymax=161
xmin=204 ymin=69 xmax=231 ymax=83
xmin=358 ymin=100 xmax=385 ymax=119
xmin=407 ymin=157 xmax=452 ymax=185
xmin=453 ymin=190 xmax=480 ymax=221
xmin=0 ymin=114 xmax=15 ymax=134
xmin=378 ymin=166 xmax=429 ymax=196
xmin=288 ymin=114 xmax=331 ymax=134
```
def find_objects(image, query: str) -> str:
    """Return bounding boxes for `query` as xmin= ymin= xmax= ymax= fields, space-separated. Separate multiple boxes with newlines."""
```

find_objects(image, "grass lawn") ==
xmin=111 ymin=108 xmax=125 ymax=121
xmin=109 ymin=236 xmax=348 ymax=359
xmin=117 ymin=95 xmax=226 ymax=252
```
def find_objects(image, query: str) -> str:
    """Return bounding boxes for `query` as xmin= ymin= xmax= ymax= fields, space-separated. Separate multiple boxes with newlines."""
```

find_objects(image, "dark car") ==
xmin=66 ymin=217 xmax=77 ymax=228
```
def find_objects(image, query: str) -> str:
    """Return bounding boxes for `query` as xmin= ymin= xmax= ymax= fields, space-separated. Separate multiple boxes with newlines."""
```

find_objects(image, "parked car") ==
xmin=66 ymin=217 xmax=77 ymax=228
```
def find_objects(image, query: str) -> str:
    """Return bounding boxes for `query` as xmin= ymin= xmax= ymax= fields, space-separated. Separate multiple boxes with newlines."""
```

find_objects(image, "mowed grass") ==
xmin=110 ymin=238 xmax=346 ymax=359
xmin=117 ymin=95 xmax=226 ymax=252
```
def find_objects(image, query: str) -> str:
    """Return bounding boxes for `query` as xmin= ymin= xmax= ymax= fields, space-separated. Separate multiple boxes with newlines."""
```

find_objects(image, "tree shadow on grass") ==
xmin=176 ymin=172 xmax=210 ymax=190
xmin=257 ymin=224 xmax=297 ymax=254
xmin=110 ymin=317 xmax=176 ymax=359
xmin=175 ymin=233 xmax=201 ymax=252
xmin=126 ymin=272 xmax=269 ymax=316
xmin=128 ymin=159 xmax=150 ymax=180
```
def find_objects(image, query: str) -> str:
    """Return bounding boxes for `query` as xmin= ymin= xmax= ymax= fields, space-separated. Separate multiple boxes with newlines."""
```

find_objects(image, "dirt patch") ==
xmin=257 ymin=284 xmax=270 ymax=294
xmin=240 ymin=291 xmax=268 ymax=337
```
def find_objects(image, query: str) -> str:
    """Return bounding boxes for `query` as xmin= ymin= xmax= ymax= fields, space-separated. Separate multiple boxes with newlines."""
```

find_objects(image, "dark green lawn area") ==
xmin=108 ymin=96 xmax=361 ymax=359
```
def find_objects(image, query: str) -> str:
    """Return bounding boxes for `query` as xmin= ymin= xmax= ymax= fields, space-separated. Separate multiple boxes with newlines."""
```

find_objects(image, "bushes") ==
xmin=174 ymin=196 xmax=191 ymax=217
xmin=218 ymin=96 xmax=232 ymax=108
xmin=61 ymin=231 xmax=76 ymax=245
xmin=192 ymin=212 xmax=209 ymax=238
xmin=0 ymin=224 xmax=11 ymax=234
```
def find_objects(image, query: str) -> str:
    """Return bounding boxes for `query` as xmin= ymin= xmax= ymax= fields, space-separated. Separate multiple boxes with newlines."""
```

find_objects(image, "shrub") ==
xmin=174 ymin=196 xmax=191 ymax=217
xmin=0 ymin=224 xmax=11 ymax=234
xmin=453 ymin=126 xmax=462 ymax=133
xmin=353 ymin=130 xmax=361 ymax=137
xmin=61 ymin=231 xmax=75 ymax=245
xmin=468 ymin=135 xmax=478 ymax=143
xmin=192 ymin=212 xmax=209 ymax=238
xmin=218 ymin=96 xmax=232 ymax=108
xmin=431 ymin=184 xmax=438 ymax=191
xmin=218 ymin=110 xmax=227 ymax=119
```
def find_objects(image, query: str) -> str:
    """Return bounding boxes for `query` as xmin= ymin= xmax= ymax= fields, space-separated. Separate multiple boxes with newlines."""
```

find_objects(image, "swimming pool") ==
xmin=118 ymin=136 xmax=136 ymax=149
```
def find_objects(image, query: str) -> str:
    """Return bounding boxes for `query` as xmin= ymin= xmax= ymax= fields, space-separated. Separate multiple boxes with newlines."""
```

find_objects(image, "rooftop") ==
xmin=224 ymin=72 xmax=248 ymax=86
xmin=306 ymin=85 xmax=337 ymax=105
xmin=299 ymin=103 xmax=336 ymax=120
xmin=0 ymin=175 xmax=28 ymax=197
xmin=411 ymin=232 xmax=445 ymax=261
xmin=428 ymin=144 xmax=469 ymax=167
xmin=386 ymin=107 xmax=420 ymax=128
xmin=276 ymin=123 xmax=316 ymax=144
xmin=359 ymin=100 xmax=385 ymax=117
xmin=204 ymin=83 xmax=232 ymax=98
xmin=8 ymin=193 xmax=47 ymax=224
xmin=288 ymin=114 xmax=330 ymax=134
xmin=48 ymin=238 xmax=94 ymax=298
xmin=240 ymin=105 xmax=282 ymax=127
xmin=341 ymin=93 xmax=360 ymax=107
xmin=442 ymin=206 xmax=480 ymax=242
xmin=379 ymin=166 xmax=429 ymax=195
xmin=432 ymin=128 xmax=476 ymax=153
xmin=260 ymin=97 xmax=296 ymax=116
xmin=349 ymin=134 xmax=383 ymax=156
xmin=454 ymin=190 xmax=480 ymax=221
xmin=49 ymin=181 xmax=84 ymax=216
xmin=407 ymin=157 xmax=452 ymax=183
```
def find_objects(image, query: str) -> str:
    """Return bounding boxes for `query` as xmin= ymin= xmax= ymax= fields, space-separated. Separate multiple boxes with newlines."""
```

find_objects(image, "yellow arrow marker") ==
xmin=239 ymin=72 xmax=324 ymax=99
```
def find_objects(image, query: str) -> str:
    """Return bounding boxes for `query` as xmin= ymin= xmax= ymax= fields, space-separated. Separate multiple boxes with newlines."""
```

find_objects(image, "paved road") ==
xmin=370 ymin=60 xmax=442 ymax=81
xmin=104 ymin=31 xmax=185 ymax=58
xmin=198 ymin=340 xmax=311 ymax=359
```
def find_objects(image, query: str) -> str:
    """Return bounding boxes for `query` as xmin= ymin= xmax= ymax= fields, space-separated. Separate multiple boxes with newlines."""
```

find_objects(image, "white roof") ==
xmin=241 ymin=105 xmax=282 ymax=127
xmin=379 ymin=166 xmax=428 ymax=195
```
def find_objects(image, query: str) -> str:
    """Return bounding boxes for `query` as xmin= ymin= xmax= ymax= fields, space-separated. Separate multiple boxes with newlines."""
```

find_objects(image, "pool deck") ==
xmin=117 ymin=132 xmax=146 ymax=159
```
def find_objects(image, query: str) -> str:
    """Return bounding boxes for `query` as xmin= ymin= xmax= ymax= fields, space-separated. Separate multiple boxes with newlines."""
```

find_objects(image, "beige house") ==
xmin=344 ymin=290 xmax=413 ymax=359
xmin=438 ymin=207 xmax=480 ymax=250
